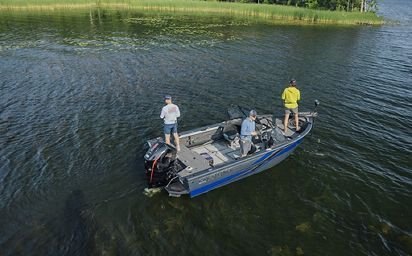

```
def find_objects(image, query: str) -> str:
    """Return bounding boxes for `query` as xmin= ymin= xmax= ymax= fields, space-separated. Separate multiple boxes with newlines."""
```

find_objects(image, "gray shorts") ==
xmin=240 ymin=139 xmax=252 ymax=156
xmin=285 ymin=107 xmax=298 ymax=115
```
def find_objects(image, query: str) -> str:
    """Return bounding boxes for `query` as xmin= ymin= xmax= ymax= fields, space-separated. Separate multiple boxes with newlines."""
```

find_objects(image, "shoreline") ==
xmin=0 ymin=1 xmax=384 ymax=25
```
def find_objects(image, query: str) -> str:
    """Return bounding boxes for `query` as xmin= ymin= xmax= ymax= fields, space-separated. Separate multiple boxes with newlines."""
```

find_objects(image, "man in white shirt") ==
xmin=160 ymin=95 xmax=181 ymax=151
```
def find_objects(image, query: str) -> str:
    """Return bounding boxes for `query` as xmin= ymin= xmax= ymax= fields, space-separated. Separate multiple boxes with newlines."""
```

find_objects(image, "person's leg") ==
xmin=164 ymin=124 xmax=171 ymax=144
xmin=165 ymin=134 xmax=171 ymax=144
xmin=294 ymin=109 xmax=300 ymax=131
xmin=240 ymin=140 xmax=251 ymax=157
xmin=245 ymin=140 xmax=251 ymax=156
xmin=240 ymin=139 xmax=245 ymax=156
xmin=173 ymin=133 xmax=180 ymax=151
xmin=240 ymin=140 xmax=246 ymax=157
xmin=172 ymin=123 xmax=180 ymax=151
xmin=284 ymin=111 xmax=290 ymax=133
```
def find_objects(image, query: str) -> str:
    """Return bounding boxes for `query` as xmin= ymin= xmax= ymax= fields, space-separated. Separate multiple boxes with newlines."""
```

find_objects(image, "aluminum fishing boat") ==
xmin=144 ymin=101 xmax=319 ymax=198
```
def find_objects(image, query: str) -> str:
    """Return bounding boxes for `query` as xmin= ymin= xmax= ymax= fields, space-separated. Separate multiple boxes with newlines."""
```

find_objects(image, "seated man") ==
xmin=240 ymin=110 xmax=258 ymax=157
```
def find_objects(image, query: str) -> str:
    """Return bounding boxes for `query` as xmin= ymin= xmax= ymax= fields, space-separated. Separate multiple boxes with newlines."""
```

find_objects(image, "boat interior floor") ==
xmin=191 ymin=140 xmax=241 ymax=166
xmin=274 ymin=118 xmax=299 ymax=137
xmin=185 ymin=117 xmax=302 ymax=167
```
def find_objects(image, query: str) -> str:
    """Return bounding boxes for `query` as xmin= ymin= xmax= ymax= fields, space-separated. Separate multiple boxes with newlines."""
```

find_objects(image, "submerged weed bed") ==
xmin=0 ymin=0 xmax=384 ymax=25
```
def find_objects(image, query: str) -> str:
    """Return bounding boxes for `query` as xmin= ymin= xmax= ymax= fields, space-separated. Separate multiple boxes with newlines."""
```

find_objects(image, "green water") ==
xmin=0 ymin=2 xmax=411 ymax=255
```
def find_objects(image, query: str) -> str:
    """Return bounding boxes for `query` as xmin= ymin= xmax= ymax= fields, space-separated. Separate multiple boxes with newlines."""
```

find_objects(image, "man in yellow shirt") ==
xmin=281 ymin=79 xmax=301 ymax=133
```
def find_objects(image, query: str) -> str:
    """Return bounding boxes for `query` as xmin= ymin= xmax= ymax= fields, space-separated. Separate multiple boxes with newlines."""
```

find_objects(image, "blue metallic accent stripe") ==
xmin=253 ymin=150 xmax=275 ymax=165
xmin=190 ymin=139 xmax=302 ymax=197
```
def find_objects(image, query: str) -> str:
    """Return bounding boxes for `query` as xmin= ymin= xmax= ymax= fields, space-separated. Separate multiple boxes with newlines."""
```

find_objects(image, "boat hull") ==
xmin=187 ymin=137 xmax=302 ymax=197
xmin=146 ymin=110 xmax=319 ymax=198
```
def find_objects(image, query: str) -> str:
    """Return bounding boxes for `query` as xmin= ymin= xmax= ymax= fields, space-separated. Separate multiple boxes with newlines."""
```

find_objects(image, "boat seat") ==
xmin=223 ymin=124 xmax=240 ymax=142
xmin=223 ymin=130 xmax=238 ymax=141
xmin=272 ymin=127 xmax=286 ymax=143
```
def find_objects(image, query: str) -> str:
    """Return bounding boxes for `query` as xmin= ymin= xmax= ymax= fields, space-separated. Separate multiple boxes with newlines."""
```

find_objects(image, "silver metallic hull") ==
xmin=163 ymin=116 xmax=314 ymax=197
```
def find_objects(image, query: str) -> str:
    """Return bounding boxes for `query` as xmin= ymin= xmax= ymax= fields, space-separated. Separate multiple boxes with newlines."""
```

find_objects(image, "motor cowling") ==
xmin=144 ymin=140 xmax=177 ymax=188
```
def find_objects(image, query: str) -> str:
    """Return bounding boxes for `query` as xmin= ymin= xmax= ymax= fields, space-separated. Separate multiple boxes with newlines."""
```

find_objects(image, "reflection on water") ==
xmin=0 ymin=10 xmax=250 ymax=53
xmin=0 ymin=4 xmax=412 ymax=256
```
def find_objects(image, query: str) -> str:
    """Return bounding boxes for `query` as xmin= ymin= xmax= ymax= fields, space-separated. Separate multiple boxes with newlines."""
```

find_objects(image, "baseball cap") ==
xmin=249 ymin=110 xmax=257 ymax=117
xmin=164 ymin=95 xmax=172 ymax=100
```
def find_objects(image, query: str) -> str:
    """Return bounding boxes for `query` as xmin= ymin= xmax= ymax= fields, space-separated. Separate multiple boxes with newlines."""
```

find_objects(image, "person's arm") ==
xmin=297 ymin=89 xmax=301 ymax=101
xmin=160 ymin=107 xmax=165 ymax=119
xmin=281 ymin=88 xmax=286 ymax=101
xmin=251 ymin=122 xmax=257 ymax=136
xmin=240 ymin=120 xmax=246 ymax=136
xmin=176 ymin=105 xmax=181 ymax=118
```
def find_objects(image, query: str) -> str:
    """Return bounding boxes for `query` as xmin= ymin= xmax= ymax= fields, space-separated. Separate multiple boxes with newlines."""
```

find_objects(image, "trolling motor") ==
xmin=314 ymin=99 xmax=320 ymax=114
xmin=144 ymin=138 xmax=179 ymax=188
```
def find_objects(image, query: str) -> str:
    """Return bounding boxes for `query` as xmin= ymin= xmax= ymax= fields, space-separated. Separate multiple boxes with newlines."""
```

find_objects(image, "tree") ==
xmin=220 ymin=0 xmax=378 ymax=12
xmin=306 ymin=0 xmax=319 ymax=9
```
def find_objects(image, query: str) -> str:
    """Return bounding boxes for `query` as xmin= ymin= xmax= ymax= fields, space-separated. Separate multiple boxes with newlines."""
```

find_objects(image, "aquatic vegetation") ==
xmin=167 ymin=200 xmax=186 ymax=211
xmin=295 ymin=222 xmax=311 ymax=232
xmin=296 ymin=247 xmax=305 ymax=255
xmin=268 ymin=245 xmax=293 ymax=256
xmin=149 ymin=227 xmax=160 ymax=239
xmin=380 ymin=222 xmax=391 ymax=235
xmin=0 ymin=10 xmax=247 ymax=53
xmin=0 ymin=0 xmax=384 ymax=25
xmin=399 ymin=235 xmax=412 ymax=252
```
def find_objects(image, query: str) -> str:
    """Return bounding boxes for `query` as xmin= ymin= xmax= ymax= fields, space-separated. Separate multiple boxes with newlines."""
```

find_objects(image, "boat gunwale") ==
xmin=178 ymin=114 xmax=315 ymax=181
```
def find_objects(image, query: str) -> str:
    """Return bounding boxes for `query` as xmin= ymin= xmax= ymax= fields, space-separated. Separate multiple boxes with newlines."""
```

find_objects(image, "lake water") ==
xmin=0 ymin=1 xmax=411 ymax=255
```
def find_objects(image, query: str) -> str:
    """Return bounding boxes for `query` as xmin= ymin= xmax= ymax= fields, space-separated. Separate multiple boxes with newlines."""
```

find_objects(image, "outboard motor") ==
xmin=144 ymin=139 xmax=178 ymax=188
xmin=261 ymin=131 xmax=274 ymax=149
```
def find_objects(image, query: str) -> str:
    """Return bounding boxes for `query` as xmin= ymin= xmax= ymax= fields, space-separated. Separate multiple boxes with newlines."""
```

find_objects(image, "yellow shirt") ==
xmin=281 ymin=86 xmax=300 ymax=109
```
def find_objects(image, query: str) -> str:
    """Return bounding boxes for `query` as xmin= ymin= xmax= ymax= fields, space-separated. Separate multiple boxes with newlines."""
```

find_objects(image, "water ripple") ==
xmin=1 ymin=7 xmax=412 ymax=256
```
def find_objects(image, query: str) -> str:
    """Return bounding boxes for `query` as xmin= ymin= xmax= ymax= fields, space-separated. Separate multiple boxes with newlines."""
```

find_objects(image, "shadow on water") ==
xmin=57 ymin=190 xmax=97 ymax=256
xmin=0 ymin=190 xmax=100 ymax=256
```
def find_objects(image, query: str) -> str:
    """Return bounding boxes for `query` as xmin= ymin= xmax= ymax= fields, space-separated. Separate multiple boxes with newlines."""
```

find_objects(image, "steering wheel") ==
xmin=258 ymin=117 xmax=272 ymax=130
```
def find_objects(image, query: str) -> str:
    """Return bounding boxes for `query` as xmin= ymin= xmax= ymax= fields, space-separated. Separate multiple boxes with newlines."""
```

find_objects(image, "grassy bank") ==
xmin=0 ymin=0 xmax=384 ymax=25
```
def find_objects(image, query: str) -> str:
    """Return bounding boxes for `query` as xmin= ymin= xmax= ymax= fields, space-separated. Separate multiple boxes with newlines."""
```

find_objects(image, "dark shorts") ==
xmin=164 ymin=123 xmax=178 ymax=135
xmin=285 ymin=107 xmax=298 ymax=115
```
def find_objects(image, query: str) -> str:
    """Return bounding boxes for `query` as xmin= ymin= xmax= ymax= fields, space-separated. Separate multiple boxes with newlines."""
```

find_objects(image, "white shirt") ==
xmin=160 ymin=104 xmax=180 ymax=124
